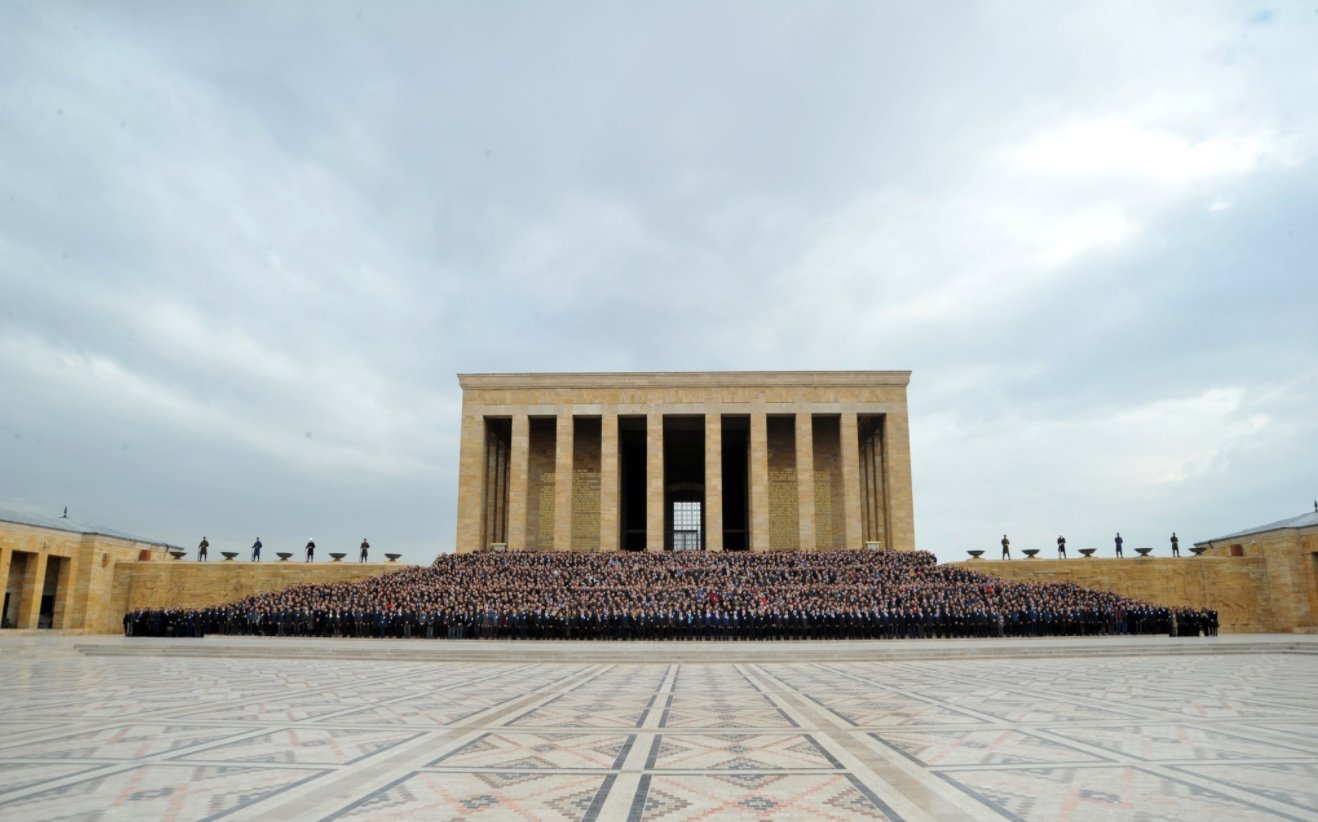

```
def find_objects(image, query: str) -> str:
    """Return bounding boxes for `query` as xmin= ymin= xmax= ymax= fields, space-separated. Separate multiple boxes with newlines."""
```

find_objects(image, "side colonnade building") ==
xmin=454 ymin=371 xmax=916 ymax=553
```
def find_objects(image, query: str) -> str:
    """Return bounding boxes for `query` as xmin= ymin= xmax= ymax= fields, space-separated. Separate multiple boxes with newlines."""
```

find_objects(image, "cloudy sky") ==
xmin=2 ymin=2 xmax=1314 ymax=563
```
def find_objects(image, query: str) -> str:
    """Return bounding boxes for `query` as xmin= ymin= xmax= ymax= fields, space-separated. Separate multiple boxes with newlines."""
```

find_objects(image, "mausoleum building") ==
xmin=453 ymin=371 xmax=916 ymax=554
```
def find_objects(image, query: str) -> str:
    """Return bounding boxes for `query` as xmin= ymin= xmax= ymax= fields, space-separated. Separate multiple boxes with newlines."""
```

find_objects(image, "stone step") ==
xmin=74 ymin=636 xmax=1318 ymax=664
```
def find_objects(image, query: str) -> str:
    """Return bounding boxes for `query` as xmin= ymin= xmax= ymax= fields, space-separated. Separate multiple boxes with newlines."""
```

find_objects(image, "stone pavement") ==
xmin=0 ymin=635 xmax=1315 ymax=821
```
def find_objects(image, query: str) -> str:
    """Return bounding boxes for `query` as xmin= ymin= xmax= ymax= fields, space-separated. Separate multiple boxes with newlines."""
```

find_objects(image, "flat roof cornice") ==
xmin=458 ymin=371 xmax=911 ymax=390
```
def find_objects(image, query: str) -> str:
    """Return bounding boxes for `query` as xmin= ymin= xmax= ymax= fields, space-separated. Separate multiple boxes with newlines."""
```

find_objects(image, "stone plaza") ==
xmin=1 ymin=635 xmax=1316 ymax=821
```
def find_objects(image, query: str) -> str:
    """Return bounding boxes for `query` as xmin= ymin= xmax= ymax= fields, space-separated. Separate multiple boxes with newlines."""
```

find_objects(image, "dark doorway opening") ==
xmin=721 ymin=416 xmax=750 ymax=550
xmin=38 ymin=556 xmax=62 ymax=629
xmin=619 ymin=416 xmax=648 ymax=550
xmin=663 ymin=416 xmax=705 ymax=550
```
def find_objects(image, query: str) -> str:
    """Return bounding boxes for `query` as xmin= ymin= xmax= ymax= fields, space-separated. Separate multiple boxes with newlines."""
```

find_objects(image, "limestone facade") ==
xmin=1 ymin=517 xmax=170 ymax=632
xmin=953 ymin=557 xmax=1276 ymax=633
xmin=953 ymin=508 xmax=1318 ymax=635
xmin=453 ymin=371 xmax=917 ymax=553
xmin=1194 ymin=510 xmax=1318 ymax=633
xmin=110 ymin=561 xmax=408 ymax=634
xmin=1 ymin=515 xmax=412 ymax=635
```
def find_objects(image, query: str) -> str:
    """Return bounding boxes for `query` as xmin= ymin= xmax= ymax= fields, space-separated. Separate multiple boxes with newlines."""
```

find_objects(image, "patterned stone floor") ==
xmin=0 ymin=637 xmax=1315 ymax=821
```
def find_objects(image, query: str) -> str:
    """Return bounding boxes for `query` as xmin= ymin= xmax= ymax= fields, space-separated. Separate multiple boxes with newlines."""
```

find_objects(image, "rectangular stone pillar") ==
xmin=0 ymin=546 xmax=12 ymax=629
xmin=599 ymin=412 xmax=620 ymax=551
xmin=796 ymin=412 xmax=817 ymax=551
xmin=646 ymin=413 xmax=665 ymax=551
xmin=18 ymin=551 xmax=47 ymax=629
xmin=704 ymin=413 xmax=723 ymax=551
xmin=507 ymin=415 xmax=530 ymax=550
xmin=51 ymin=556 xmax=74 ymax=629
xmin=0 ymin=544 xmax=10 ymax=610
xmin=749 ymin=412 xmax=770 ymax=552
xmin=839 ymin=412 xmax=865 ymax=550
xmin=454 ymin=413 xmax=487 ymax=553
xmin=554 ymin=412 xmax=575 ymax=551
xmin=883 ymin=410 xmax=917 ymax=551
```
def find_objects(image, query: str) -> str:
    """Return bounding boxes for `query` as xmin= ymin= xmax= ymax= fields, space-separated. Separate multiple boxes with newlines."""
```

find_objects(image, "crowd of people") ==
xmin=124 ymin=549 xmax=1219 ymax=640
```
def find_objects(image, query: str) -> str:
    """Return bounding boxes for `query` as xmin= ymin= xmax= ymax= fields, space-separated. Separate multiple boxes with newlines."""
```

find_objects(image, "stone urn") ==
xmin=221 ymin=551 xmax=238 ymax=561
xmin=1022 ymin=549 xmax=1040 ymax=559
xmin=1135 ymin=547 xmax=1154 ymax=557
xmin=168 ymin=549 xmax=185 ymax=560
xmin=1079 ymin=548 xmax=1097 ymax=558
xmin=276 ymin=552 xmax=293 ymax=561
xmin=385 ymin=553 xmax=402 ymax=562
xmin=329 ymin=552 xmax=346 ymax=562
xmin=1189 ymin=546 xmax=1208 ymax=556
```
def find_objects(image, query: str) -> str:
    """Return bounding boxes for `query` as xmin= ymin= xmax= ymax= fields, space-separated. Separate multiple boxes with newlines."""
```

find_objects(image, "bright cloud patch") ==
xmin=1012 ymin=119 xmax=1287 ymax=185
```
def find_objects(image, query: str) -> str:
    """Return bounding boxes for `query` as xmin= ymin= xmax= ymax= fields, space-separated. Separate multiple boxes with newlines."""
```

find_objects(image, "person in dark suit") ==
xmin=360 ymin=538 xmax=370 ymax=563
xmin=1057 ymin=535 xmax=1067 ymax=559
xmin=1114 ymin=532 xmax=1124 ymax=558
xmin=198 ymin=537 xmax=209 ymax=561
xmin=1001 ymin=534 xmax=1011 ymax=559
xmin=251 ymin=537 xmax=262 ymax=562
xmin=305 ymin=538 xmax=316 ymax=562
xmin=1170 ymin=532 xmax=1180 ymax=557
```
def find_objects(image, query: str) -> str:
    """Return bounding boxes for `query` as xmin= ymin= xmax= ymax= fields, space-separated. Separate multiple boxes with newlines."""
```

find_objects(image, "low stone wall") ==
xmin=952 ymin=556 xmax=1274 ymax=633
xmin=88 ymin=554 xmax=1288 ymax=635
xmin=104 ymin=561 xmax=415 ymax=634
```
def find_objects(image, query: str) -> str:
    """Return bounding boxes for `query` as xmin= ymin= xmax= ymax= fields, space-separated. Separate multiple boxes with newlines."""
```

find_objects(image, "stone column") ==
xmin=454 ymin=413 xmax=487 ymax=553
xmin=554 ymin=413 xmax=575 ymax=551
xmin=18 ymin=551 xmax=47 ymax=629
xmin=704 ymin=413 xmax=723 ymax=551
xmin=646 ymin=413 xmax=665 ymax=551
xmin=749 ymin=412 xmax=770 ymax=552
xmin=884 ymin=409 xmax=917 ymax=551
xmin=507 ymin=415 xmax=530 ymax=550
xmin=796 ymin=412 xmax=817 ymax=551
xmin=52 ymin=555 xmax=74 ymax=629
xmin=0 ymin=544 xmax=10 ymax=609
xmin=599 ymin=412 xmax=620 ymax=551
xmin=839 ymin=412 xmax=864 ymax=550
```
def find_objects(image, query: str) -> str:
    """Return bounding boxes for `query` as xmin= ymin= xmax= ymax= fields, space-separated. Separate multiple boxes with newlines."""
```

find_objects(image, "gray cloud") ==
xmin=2 ymin=1 xmax=1315 ymax=561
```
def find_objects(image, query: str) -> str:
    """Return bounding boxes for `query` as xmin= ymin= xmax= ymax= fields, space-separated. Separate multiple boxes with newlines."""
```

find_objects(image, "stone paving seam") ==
xmin=0 ymin=724 xmax=285 ymax=805
xmin=1136 ymin=764 xmax=1314 ymax=821
xmin=265 ymin=665 xmax=616 ymax=821
xmin=625 ymin=772 xmax=652 ymax=822
xmin=743 ymin=663 xmax=995 ymax=822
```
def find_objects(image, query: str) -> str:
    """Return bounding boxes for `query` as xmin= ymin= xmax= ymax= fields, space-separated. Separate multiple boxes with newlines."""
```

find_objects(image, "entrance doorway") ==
xmin=672 ymin=500 xmax=702 ymax=551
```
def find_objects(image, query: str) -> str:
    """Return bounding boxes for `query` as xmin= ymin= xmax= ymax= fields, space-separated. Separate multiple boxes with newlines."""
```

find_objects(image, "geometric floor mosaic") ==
xmin=0 ymin=637 xmax=1315 ymax=820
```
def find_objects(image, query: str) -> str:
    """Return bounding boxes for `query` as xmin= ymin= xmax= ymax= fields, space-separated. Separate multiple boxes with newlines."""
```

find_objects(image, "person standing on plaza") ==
xmin=1057 ymin=535 xmax=1067 ymax=559
xmin=305 ymin=538 xmax=316 ymax=562
xmin=251 ymin=537 xmax=262 ymax=562
xmin=1170 ymin=532 xmax=1180 ymax=557
xmin=1001 ymin=534 xmax=1011 ymax=560
xmin=198 ymin=536 xmax=209 ymax=561
xmin=1114 ymin=532 xmax=1124 ymax=558
xmin=360 ymin=538 xmax=370 ymax=563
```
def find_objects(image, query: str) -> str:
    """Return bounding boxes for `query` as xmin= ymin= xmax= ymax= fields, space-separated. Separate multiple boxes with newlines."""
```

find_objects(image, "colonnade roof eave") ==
xmin=457 ymin=371 xmax=912 ymax=390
